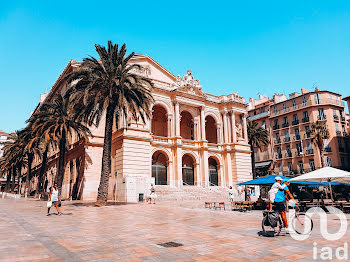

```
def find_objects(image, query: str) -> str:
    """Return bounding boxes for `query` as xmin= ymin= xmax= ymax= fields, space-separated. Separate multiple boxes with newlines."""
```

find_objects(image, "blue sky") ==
xmin=1 ymin=1 xmax=350 ymax=132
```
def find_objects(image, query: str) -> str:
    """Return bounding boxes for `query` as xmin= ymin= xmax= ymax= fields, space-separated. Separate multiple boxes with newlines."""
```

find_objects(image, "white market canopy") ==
xmin=290 ymin=167 xmax=350 ymax=183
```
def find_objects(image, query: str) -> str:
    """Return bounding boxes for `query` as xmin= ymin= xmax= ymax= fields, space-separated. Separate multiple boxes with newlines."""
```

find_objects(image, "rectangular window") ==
xmin=283 ymin=117 xmax=288 ymax=124
xmin=298 ymin=161 xmax=304 ymax=173
xmin=293 ymin=114 xmax=297 ymax=121
xmin=262 ymin=120 xmax=266 ymax=129
xmin=318 ymin=108 xmax=325 ymax=120
xmin=341 ymin=157 xmax=345 ymax=168
xmin=336 ymin=96 xmax=340 ymax=105
xmin=326 ymin=157 xmax=332 ymax=167
xmin=296 ymin=142 xmax=303 ymax=154
xmin=309 ymin=159 xmax=315 ymax=171
xmin=283 ymin=103 xmax=286 ymax=112
xmin=292 ymin=100 xmax=296 ymax=109
xmin=329 ymin=94 xmax=332 ymax=104
xmin=302 ymin=96 xmax=307 ymax=107
xmin=278 ymin=163 xmax=283 ymax=174
xmin=273 ymin=105 xmax=277 ymax=114
xmin=288 ymin=162 xmax=293 ymax=173
xmin=284 ymin=130 xmax=289 ymax=138
xmin=324 ymin=139 xmax=330 ymax=148
xmin=314 ymin=93 xmax=321 ymax=104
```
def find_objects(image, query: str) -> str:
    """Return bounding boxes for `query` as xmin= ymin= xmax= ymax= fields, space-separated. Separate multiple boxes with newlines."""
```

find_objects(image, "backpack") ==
xmin=268 ymin=212 xmax=280 ymax=228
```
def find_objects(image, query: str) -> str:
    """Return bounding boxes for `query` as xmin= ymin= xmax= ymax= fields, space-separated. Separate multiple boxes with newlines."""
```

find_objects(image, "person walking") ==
xmin=47 ymin=183 xmax=61 ymax=216
xmin=148 ymin=183 xmax=157 ymax=204
xmin=228 ymin=186 xmax=235 ymax=202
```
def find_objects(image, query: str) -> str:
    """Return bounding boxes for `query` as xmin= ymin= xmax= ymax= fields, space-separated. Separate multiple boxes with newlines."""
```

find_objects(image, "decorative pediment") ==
xmin=173 ymin=70 xmax=205 ymax=97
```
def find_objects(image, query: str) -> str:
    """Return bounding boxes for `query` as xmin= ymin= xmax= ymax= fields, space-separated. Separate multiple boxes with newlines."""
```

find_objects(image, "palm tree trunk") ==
xmin=11 ymin=166 xmax=16 ymax=192
xmin=96 ymin=105 xmax=115 ymax=205
xmin=37 ymin=146 xmax=48 ymax=194
xmin=320 ymin=147 xmax=325 ymax=168
xmin=250 ymin=144 xmax=256 ymax=179
xmin=57 ymin=134 xmax=66 ymax=197
xmin=5 ymin=171 xmax=11 ymax=192
xmin=26 ymin=153 xmax=33 ymax=191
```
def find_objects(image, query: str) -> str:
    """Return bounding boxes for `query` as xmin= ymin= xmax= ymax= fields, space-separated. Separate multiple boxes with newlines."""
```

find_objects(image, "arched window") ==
xmin=205 ymin=115 xmax=217 ymax=143
xmin=152 ymin=151 xmax=168 ymax=185
xmin=180 ymin=111 xmax=194 ymax=140
xmin=152 ymin=105 xmax=168 ymax=137
xmin=182 ymin=154 xmax=195 ymax=185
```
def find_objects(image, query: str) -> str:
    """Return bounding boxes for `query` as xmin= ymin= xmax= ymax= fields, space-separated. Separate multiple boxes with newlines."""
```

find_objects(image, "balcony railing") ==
xmin=292 ymin=120 xmax=299 ymax=126
xmin=152 ymin=136 xmax=169 ymax=143
xmin=295 ymin=151 xmax=303 ymax=156
xmin=318 ymin=115 xmax=327 ymax=121
xmin=333 ymin=115 xmax=339 ymax=121
xmin=282 ymin=122 xmax=289 ymax=128
xmin=294 ymin=134 xmax=301 ymax=141
xmin=271 ymin=98 xmax=342 ymax=116
xmin=275 ymin=138 xmax=281 ymax=144
xmin=302 ymin=117 xmax=310 ymax=123
xmin=306 ymin=149 xmax=314 ymax=155
xmin=324 ymin=147 xmax=332 ymax=153
xmin=341 ymin=116 xmax=346 ymax=122
xmin=285 ymin=152 xmax=292 ymax=158
xmin=336 ymin=131 xmax=341 ymax=136
xmin=273 ymin=125 xmax=280 ymax=130
xmin=276 ymin=153 xmax=282 ymax=159
xmin=284 ymin=137 xmax=291 ymax=142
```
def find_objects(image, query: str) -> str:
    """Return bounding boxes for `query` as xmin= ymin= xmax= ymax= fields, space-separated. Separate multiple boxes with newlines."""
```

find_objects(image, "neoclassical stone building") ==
xmin=29 ymin=55 xmax=252 ymax=202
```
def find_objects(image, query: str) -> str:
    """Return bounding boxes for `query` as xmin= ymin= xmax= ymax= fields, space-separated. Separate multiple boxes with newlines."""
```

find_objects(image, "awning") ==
xmin=255 ymin=161 xmax=272 ymax=168
xmin=237 ymin=174 xmax=345 ymax=186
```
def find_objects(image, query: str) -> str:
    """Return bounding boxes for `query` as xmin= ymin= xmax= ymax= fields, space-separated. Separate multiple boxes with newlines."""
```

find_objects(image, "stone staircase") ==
xmin=154 ymin=185 xmax=230 ymax=204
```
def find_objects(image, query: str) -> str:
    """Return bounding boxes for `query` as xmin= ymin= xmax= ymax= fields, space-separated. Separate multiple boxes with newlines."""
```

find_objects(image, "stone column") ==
xmin=167 ymin=115 xmax=172 ymax=137
xmin=175 ymin=103 xmax=180 ymax=137
xmin=223 ymin=111 xmax=228 ymax=144
xmin=195 ymin=163 xmax=201 ymax=186
xmin=202 ymin=150 xmax=209 ymax=187
xmin=227 ymin=114 xmax=232 ymax=143
xmin=201 ymin=107 xmax=206 ymax=141
xmin=168 ymin=160 xmax=174 ymax=186
xmin=217 ymin=123 xmax=222 ymax=144
xmin=243 ymin=114 xmax=248 ymax=142
xmin=226 ymin=153 xmax=233 ymax=187
xmin=231 ymin=112 xmax=236 ymax=143
xmin=219 ymin=164 xmax=224 ymax=186
xmin=176 ymin=147 xmax=182 ymax=186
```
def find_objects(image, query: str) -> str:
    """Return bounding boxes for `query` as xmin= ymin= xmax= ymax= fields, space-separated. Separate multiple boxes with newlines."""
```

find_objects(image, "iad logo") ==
xmin=288 ymin=206 xmax=347 ymax=241
xmin=288 ymin=207 xmax=348 ymax=260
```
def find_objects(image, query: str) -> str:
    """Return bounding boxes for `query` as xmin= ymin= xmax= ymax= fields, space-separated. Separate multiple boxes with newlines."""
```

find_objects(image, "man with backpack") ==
xmin=273 ymin=178 xmax=296 ymax=230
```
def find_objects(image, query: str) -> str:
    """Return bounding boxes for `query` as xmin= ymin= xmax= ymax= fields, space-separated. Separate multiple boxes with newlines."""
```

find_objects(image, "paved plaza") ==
xmin=0 ymin=198 xmax=349 ymax=262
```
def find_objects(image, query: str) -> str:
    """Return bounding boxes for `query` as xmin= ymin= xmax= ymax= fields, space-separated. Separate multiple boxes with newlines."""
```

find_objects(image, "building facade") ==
xmin=29 ymin=55 xmax=252 ymax=202
xmin=0 ymin=131 xmax=12 ymax=158
xmin=248 ymin=88 xmax=350 ymax=177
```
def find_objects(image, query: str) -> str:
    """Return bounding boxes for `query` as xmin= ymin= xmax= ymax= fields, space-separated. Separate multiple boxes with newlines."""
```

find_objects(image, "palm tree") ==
xmin=17 ymin=127 xmax=41 ymax=191
xmin=66 ymin=41 xmax=154 ymax=205
xmin=32 ymin=93 xmax=91 ymax=197
xmin=247 ymin=121 xmax=270 ymax=179
xmin=27 ymin=111 xmax=54 ymax=195
xmin=308 ymin=121 xmax=330 ymax=168
xmin=0 ymin=133 xmax=25 ymax=193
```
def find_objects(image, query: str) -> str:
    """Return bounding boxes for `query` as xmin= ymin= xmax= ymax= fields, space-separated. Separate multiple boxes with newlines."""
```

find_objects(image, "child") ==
xmin=268 ymin=176 xmax=287 ymax=210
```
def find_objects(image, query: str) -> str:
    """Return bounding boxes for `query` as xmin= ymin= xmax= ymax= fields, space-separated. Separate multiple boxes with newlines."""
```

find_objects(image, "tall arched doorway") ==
xmin=152 ymin=151 xmax=168 ymax=185
xmin=205 ymin=115 xmax=217 ymax=143
xmin=152 ymin=105 xmax=168 ymax=137
xmin=180 ymin=111 xmax=194 ymax=140
xmin=208 ymin=157 xmax=218 ymax=186
xmin=182 ymin=154 xmax=195 ymax=185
